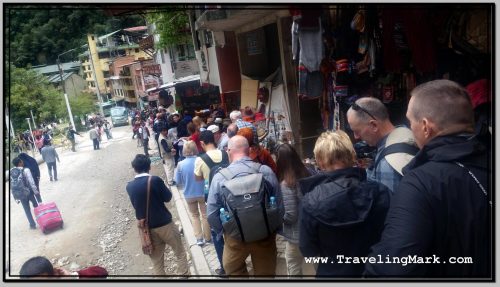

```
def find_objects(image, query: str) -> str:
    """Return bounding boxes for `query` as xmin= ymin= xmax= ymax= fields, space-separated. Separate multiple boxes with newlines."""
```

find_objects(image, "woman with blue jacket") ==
xmin=175 ymin=141 xmax=211 ymax=246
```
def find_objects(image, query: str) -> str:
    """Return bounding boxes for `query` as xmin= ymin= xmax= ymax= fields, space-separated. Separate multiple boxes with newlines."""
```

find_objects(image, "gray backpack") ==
xmin=219 ymin=162 xmax=282 ymax=243
xmin=10 ymin=168 xmax=30 ymax=201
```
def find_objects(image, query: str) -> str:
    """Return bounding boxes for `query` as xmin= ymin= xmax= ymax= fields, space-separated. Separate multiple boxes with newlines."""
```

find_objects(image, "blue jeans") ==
xmin=47 ymin=162 xmax=57 ymax=180
xmin=92 ymin=138 xmax=100 ymax=150
xmin=21 ymin=190 xmax=39 ymax=227
xmin=211 ymin=229 xmax=225 ymax=272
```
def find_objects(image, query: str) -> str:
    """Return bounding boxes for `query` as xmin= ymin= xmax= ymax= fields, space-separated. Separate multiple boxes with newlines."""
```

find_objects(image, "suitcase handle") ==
xmin=36 ymin=209 xmax=59 ymax=219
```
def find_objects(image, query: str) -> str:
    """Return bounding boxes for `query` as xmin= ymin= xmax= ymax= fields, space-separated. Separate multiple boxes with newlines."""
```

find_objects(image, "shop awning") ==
xmin=148 ymin=93 xmax=159 ymax=101
xmin=146 ymin=86 xmax=160 ymax=93
xmin=158 ymin=75 xmax=201 ymax=90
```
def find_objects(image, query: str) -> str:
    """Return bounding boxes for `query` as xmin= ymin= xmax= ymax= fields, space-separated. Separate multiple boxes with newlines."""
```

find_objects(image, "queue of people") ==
xmin=143 ymin=79 xmax=490 ymax=278
xmin=12 ymin=79 xmax=491 ymax=279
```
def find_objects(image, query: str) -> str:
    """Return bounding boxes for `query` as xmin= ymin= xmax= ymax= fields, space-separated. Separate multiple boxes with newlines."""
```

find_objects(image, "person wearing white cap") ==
xmin=207 ymin=124 xmax=226 ymax=151
xmin=347 ymin=97 xmax=418 ymax=194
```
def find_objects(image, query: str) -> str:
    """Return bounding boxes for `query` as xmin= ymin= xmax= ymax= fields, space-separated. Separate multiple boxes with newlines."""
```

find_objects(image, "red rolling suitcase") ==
xmin=34 ymin=202 xmax=63 ymax=234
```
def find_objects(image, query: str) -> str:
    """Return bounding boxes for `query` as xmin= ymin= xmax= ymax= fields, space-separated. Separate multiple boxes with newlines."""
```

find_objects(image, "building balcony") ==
xmin=139 ymin=35 xmax=154 ymax=50
xmin=123 ymin=85 xmax=135 ymax=91
xmin=173 ymin=60 xmax=200 ymax=79
xmin=195 ymin=6 xmax=278 ymax=31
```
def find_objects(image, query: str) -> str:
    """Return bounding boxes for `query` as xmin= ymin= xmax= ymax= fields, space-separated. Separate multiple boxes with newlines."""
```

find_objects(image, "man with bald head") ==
xmin=347 ymin=97 xmax=418 ymax=193
xmin=218 ymin=123 xmax=238 ymax=151
xmin=207 ymin=135 xmax=283 ymax=276
xmin=365 ymin=80 xmax=491 ymax=278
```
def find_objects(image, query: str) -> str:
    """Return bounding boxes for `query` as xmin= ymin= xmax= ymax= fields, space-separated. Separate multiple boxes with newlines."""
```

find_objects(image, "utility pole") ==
xmin=87 ymin=44 xmax=105 ymax=116
xmin=6 ymin=111 xmax=15 ymax=138
xmin=30 ymin=109 xmax=37 ymax=129
xmin=26 ymin=118 xmax=36 ymax=158
xmin=57 ymin=58 xmax=76 ymax=131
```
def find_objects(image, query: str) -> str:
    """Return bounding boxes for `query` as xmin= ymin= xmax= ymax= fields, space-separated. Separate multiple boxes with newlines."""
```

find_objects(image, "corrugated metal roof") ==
xmin=47 ymin=72 xmax=74 ymax=83
xmin=98 ymin=30 xmax=121 ymax=44
xmin=32 ymin=62 xmax=81 ymax=75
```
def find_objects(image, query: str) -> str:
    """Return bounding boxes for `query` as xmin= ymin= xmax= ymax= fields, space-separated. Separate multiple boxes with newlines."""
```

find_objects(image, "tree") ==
xmin=68 ymin=91 xmax=97 ymax=117
xmin=9 ymin=66 xmax=66 ymax=131
xmin=146 ymin=8 xmax=192 ymax=48
xmin=6 ymin=6 xmax=145 ymax=67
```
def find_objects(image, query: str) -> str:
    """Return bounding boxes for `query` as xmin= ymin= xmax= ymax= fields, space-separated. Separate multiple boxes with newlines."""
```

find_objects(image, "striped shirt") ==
xmin=235 ymin=119 xmax=258 ymax=144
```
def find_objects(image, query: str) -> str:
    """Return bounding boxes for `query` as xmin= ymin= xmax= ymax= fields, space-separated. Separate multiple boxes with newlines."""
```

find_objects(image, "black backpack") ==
xmin=218 ymin=162 xmax=282 ymax=243
xmin=200 ymin=150 xmax=229 ymax=186
xmin=10 ymin=168 xmax=30 ymax=201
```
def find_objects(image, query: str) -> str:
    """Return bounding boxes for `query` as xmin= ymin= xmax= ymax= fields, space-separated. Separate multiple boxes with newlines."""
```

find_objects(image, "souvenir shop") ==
xmin=290 ymin=4 xmax=491 ymax=156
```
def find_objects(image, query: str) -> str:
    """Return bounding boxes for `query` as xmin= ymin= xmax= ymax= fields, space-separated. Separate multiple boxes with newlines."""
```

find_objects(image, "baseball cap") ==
xmin=207 ymin=125 xmax=220 ymax=133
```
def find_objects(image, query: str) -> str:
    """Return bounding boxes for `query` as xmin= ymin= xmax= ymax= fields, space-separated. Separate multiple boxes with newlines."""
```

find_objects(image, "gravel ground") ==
xmin=7 ymin=126 xmax=190 ymax=279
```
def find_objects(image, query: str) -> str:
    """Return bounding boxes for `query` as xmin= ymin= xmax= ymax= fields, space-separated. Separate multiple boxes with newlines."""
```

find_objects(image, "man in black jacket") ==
xmin=126 ymin=154 xmax=188 ymax=276
xmin=365 ymin=79 xmax=492 ymax=278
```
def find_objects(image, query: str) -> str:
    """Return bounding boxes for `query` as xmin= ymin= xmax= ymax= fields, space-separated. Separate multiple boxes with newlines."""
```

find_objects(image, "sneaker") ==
xmin=50 ymin=177 xmax=53 ymax=181
xmin=214 ymin=268 xmax=226 ymax=276
xmin=196 ymin=239 xmax=205 ymax=246
xmin=29 ymin=225 xmax=36 ymax=230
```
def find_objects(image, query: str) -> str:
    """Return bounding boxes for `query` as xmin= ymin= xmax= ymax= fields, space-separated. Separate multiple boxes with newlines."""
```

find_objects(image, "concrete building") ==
xmin=139 ymin=23 xmax=200 ymax=109
xmin=191 ymin=7 xmax=304 ymax=153
xmin=32 ymin=62 xmax=87 ymax=98
xmin=79 ymin=26 xmax=152 ymax=103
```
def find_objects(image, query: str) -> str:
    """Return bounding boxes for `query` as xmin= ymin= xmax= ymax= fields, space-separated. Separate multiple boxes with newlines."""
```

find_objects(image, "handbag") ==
xmin=137 ymin=176 xmax=154 ymax=255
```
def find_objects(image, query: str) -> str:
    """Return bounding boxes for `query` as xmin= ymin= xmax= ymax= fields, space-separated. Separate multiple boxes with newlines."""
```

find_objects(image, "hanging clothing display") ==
xmin=298 ymin=65 xmax=323 ymax=99
xmin=292 ymin=17 xmax=324 ymax=72
xmin=381 ymin=9 xmax=437 ymax=73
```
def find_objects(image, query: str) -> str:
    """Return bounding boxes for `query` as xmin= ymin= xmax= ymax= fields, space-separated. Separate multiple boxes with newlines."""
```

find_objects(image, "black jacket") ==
xmin=299 ymin=167 xmax=390 ymax=277
xmin=365 ymin=134 xmax=492 ymax=278
xmin=176 ymin=119 xmax=190 ymax=138
xmin=126 ymin=175 xmax=173 ymax=229
xmin=18 ymin=153 xmax=40 ymax=185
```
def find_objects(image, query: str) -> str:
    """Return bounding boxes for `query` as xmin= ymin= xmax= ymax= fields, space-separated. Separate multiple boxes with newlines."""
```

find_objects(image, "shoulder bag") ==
xmin=137 ymin=176 xmax=154 ymax=255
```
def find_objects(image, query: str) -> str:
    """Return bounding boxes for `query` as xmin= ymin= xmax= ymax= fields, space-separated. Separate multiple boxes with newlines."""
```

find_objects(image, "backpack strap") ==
xmin=219 ymin=160 xmax=261 ymax=181
xmin=373 ymin=143 xmax=419 ymax=169
xmin=221 ymin=150 xmax=229 ymax=165
xmin=219 ymin=167 xmax=235 ymax=180
xmin=201 ymin=150 xmax=229 ymax=168
xmin=200 ymin=153 xmax=216 ymax=169
xmin=241 ymin=161 xmax=262 ymax=174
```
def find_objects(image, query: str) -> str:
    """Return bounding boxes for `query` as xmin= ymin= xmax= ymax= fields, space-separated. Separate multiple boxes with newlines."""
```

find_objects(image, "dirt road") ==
xmin=6 ymin=125 xmax=190 ymax=278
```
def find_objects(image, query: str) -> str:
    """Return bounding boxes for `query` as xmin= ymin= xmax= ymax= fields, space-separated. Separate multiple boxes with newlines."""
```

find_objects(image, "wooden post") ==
xmin=277 ymin=16 xmax=302 ymax=157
